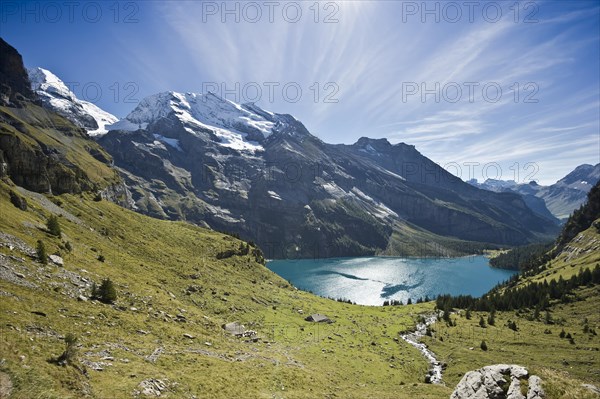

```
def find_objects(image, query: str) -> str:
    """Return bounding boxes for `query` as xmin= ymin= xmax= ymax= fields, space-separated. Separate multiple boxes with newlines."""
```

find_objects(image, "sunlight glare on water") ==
xmin=267 ymin=256 xmax=517 ymax=306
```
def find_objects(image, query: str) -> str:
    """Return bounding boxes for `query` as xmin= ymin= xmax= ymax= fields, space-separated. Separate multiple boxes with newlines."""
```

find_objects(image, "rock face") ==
xmin=0 ymin=38 xmax=36 ymax=106
xmin=451 ymin=365 xmax=545 ymax=399
xmin=98 ymin=91 xmax=559 ymax=258
xmin=0 ymin=39 xmax=130 ymax=204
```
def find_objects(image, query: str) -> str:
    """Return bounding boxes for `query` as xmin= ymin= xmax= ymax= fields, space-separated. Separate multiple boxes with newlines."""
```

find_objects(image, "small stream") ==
xmin=400 ymin=313 xmax=443 ymax=384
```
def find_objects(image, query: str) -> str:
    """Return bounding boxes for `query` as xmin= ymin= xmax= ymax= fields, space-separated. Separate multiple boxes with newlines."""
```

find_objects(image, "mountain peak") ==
xmin=26 ymin=67 xmax=118 ymax=136
xmin=107 ymin=90 xmax=294 ymax=153
xmin=355 ymin=137 xmax=391 ymax=146
xmin=557 ymin=163 xmax=600 ymax=187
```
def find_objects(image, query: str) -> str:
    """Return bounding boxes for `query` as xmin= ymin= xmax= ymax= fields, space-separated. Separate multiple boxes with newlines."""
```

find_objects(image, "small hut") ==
xmin=305 ymin=314 xmax=332 ymax=323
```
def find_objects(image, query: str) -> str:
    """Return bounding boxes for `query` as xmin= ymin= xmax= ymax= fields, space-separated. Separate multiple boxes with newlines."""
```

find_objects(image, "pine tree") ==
xmin=465 ymin=308 xmax=472 ymax=320
xmin=93 ymin=278 xmax=117 ymax=304
xmin=487 ymin=311 xmax=496 ymax=326
xmin=479 ymin=315 xmax=486 ymax=328
xmin=47 ymin=215 xmax=62 ymax=237
xmin=480 ymin=340 xmax=488 ymax=351
xmin=36 ymin=240 xmax=47 ymax=264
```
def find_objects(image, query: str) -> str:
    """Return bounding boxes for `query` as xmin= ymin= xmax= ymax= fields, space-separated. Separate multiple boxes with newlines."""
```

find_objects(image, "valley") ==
xmin=0 ymin=28 xmax=599 ymax=399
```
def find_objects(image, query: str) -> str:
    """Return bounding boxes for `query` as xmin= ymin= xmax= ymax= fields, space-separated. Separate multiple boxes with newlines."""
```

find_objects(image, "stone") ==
xmin=582 ymin=384 xmax=600 ymax=394
xmin=138 ymin=379 xmax=167 ymax=397
xmin=509 ymin=365 xmax=528 ymax=379
xmin=527 ymin=375 xmax=545 ymax=399
xmin=507 ymin=378 xmax=526 ymax=399
xmin=49 ymin=255 xmax=64 ymax=266
xmin=222 ymin=321 xmax=245 ymax=336
xmin=183 ymin=333 xmax=195 ymax=339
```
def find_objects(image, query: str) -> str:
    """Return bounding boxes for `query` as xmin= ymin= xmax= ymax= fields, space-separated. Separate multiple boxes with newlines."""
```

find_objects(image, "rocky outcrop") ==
xmin=451 ymin=365 xmax=545 ymax=399
xmin=0 ymin=125 xmax=86 ymax=194
xmin=0 ymin=38 xmax=36 ymax=106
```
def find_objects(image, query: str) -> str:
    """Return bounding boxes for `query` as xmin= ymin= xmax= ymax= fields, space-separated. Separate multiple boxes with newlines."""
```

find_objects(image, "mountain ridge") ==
xmin=469 ymin=163 xmax=600 ymax=221
xmin=22 ymin=64 xmax=560 ymax=258
xmin=95 ymin=88 xmax=559 ymax=258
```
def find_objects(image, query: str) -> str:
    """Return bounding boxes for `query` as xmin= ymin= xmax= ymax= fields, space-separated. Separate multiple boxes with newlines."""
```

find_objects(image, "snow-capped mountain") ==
xmin=469 ymin=163 xmax=600 ymax=220
xmin=97 ymin=91 xmax=559 ymax=258
xmin=27 ymin=67 xmax=118 ymax=136
xmin=107 ymin=91 xmax=295 ymax=152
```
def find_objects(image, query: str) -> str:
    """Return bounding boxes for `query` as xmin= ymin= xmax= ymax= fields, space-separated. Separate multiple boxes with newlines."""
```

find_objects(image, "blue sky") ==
xmin=2 ymin=0 xmax=599 ymax=184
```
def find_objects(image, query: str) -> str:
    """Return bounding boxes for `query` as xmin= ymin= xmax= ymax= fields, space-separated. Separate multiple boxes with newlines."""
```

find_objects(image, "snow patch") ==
xmin=267 ymin=191 xmax=282 ymax=201
xmin=107 ymin=91 xmax=281 ymax=152
xmin=153 ymin=134 xmax=182 ymax=151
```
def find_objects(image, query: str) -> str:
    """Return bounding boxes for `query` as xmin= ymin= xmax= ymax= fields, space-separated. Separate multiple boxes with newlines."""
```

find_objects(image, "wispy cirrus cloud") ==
xmin=9 ymin=0 xmax=594 ymax=184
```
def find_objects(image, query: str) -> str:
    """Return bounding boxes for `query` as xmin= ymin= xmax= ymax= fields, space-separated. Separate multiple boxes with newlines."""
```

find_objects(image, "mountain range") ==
xmin=468 ymin=163 xmax=600 ymax=221
xmin=10 ymin=69 xmax=563 ymax=258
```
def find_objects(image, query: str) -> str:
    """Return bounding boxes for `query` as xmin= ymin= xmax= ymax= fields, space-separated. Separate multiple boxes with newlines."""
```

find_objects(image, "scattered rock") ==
xmin=137 ymin=379 xmax=167 ymax=397
xmin=30 ymin=311 xmax=47 ymax=317
xmin=183 ymin=333 xmax=195 ymax=339
xmin=145 ymin=347 xmax=163 ymax=363
xmin=223 ymin=321 xmax=246 ymax=336
xmin=49 ymin=255 xmax=64 ymax=266
xmin=582 ymin=384 xmax=600 ymax=394
xmin=77 ymin=295 xmax=88 ymax=302
xmin=0 ymin=371 xmax=13 ymax=399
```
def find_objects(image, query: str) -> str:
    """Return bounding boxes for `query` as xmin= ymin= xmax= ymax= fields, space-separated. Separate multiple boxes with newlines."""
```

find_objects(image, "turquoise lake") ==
xmin=267 ymin=256 xmax=518 ymax=306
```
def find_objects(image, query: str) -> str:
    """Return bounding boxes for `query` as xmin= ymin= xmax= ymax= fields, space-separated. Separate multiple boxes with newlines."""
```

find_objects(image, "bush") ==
xmin=92 ymin=278 xmax=117 ymax=303
xmin=479 ymin=315 xmax=486 ymax=328
xmin=47 ymin=215 xmax=62 ymax=237
xmin=36 ymin=240 xmax=47 ymax=264
xmin=97 ymin=254 xmax=105 ymax=262
xmin=480 ymin=340 xmax=488 ymax=351
xmin=55 ymin=333 xmax=78 ymax=366
xmin=9 ymin=190 xmax=27 ymax=211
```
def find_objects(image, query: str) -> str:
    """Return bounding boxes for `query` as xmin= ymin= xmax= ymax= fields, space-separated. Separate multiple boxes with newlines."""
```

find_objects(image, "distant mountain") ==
xmin=26 ymin=67 xmax=118 ymax=136
xmin=469 ymin=164 xmax=600 ymax=221
xmin=92 ymin=90 xmax=559 ymax=258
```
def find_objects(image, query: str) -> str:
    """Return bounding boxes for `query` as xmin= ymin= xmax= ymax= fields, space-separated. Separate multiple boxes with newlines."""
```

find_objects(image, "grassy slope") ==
xmin=0 ymin=181 xmax=453 ymax=399
xmin=424 ymin=222 xmax=600 ymax=398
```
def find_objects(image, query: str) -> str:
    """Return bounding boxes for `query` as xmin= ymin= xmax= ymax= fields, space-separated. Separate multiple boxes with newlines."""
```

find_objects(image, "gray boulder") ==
xmin=49 ymin=255 xmax=64 ymax=266
xmin=451 ymin=365 xmax=542 ymax=399
xmin=527 ymin=375 xmax=545 ymax=399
